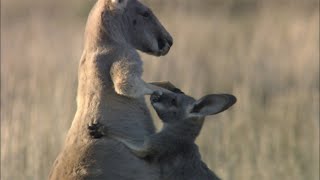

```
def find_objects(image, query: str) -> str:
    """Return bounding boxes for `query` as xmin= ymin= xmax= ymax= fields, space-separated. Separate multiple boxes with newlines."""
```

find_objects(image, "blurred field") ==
xmin=1 ymin=0 xmax=319 ymax=180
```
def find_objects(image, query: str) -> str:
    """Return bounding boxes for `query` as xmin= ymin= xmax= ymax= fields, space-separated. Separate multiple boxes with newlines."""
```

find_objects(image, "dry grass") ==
xmin=1 ymin=1 xmax=319 ymax=180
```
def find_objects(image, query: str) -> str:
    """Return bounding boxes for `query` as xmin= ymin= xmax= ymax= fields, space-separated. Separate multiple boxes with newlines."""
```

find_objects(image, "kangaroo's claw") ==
xmin=88 ymin=122 xmax=105 ymax=139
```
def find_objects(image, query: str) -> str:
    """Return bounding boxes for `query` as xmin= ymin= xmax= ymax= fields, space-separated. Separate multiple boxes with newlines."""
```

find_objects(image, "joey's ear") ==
xmin=110 ymin=0 xmax=128 ymax=10
xmin=189 ymin=94 xmax=236 ymax=117
xmin=149 ymin=81 xmax=184 ymax=94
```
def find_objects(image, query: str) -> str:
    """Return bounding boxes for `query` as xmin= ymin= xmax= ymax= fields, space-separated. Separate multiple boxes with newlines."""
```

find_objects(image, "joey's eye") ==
xmin=171 ymin=98 xmax=177 ymax=106
xmin=141 ymin=11 xmax=150 ymax=18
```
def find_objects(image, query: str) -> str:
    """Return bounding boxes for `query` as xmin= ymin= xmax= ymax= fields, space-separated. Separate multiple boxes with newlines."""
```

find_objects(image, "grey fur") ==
xmin=101 ymin=92 xmax=237 ymax=180
xmin=48 ymin=0 xmax=172 ymax=179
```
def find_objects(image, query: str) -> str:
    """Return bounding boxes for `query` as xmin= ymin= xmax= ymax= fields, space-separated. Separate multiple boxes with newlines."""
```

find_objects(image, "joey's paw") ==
xmin=88 ymin=122 xmax=105 ymax=139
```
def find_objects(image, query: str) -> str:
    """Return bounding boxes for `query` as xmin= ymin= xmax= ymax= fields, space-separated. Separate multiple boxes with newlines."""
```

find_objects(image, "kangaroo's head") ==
xmin=90 ymin=0 xmax=173 ymax=56
xmin=150 ymin=91 xmax=237 ymax=125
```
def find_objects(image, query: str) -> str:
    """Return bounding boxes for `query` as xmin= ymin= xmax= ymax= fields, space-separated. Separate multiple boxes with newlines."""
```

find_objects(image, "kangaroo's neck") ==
xmin=75 ymin=1 xmax=131 ymax=112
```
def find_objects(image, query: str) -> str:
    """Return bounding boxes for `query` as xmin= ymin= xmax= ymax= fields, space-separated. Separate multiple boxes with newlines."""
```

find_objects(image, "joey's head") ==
xmin=150 ymin=91 xmax=237 ymax=125
xmin=98 ymin=0 xmax=173 ymax=56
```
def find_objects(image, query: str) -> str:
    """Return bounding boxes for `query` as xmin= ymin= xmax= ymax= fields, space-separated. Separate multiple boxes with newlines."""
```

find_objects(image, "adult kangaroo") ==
xmin=48 ymin=0 xmax=173 ymax=179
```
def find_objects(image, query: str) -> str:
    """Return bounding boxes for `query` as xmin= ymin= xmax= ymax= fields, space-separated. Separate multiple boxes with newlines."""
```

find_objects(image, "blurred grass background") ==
xmin=1 ymin=0 xmax=319 ymax=179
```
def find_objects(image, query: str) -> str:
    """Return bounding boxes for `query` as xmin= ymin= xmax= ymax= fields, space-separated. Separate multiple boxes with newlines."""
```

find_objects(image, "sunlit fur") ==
xmin=48 ymin=0 xmax=172 ymax=179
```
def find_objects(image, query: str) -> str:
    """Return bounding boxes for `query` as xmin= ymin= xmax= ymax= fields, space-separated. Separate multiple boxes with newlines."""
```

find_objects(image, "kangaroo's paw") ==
xmin=87 ymin=122 xmax=105 ymax=139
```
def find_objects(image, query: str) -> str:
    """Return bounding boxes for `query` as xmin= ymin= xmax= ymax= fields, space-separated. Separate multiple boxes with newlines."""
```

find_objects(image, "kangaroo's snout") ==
xmin=158 ymin=39 xmax=167 ymax=50
xmin=156 ymin=35 xmax=173 ymax=56
xmin=157 ymin=38 xmax=167 ymax=51
xmin=162 ymin=36 xmax=173 ymax=47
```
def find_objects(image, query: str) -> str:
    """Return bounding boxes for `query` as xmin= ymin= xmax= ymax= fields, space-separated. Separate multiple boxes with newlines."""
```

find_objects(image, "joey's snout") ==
xmin=150 ymin=92 xmax=162 ymax=103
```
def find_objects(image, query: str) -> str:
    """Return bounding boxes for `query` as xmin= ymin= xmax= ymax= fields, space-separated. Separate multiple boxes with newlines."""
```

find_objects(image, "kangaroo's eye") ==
xmin=141 ymin=11 xmax=150 ymax=18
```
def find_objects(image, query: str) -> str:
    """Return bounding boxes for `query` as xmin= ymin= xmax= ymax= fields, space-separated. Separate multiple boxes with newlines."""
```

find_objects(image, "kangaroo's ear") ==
xmin=110 ymin=0 xmax=128 ymax=10
xmin=149 ymin=81 xmax=184 ymax=94
xmin=189 ymin=94 xmax=237 ymax=117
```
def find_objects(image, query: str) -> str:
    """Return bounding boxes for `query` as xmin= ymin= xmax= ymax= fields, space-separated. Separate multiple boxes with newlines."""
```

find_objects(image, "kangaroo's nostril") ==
xmin=157 ymin=38 xmax=166 ymax=50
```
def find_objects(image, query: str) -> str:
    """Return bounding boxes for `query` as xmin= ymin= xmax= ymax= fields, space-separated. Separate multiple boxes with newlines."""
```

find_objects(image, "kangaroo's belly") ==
xmin=49 ymin=95 xmax=158 ymax=180
xmin=91 ymin=138 xmax=159 ymax=180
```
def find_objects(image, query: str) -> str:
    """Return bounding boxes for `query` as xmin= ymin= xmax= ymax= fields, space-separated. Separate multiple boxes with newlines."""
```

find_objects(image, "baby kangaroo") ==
xmin=89 ymin=91 xmax=236 ymax=180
